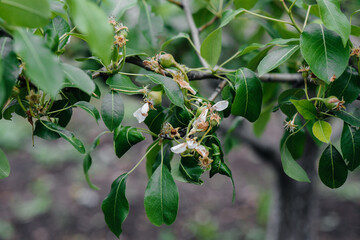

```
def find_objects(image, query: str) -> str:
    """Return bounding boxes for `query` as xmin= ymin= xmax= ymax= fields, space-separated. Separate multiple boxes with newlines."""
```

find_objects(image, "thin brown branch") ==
xmin=198 ymin=16 xmax=219 ymax=32
xmin=167 ymin=0 xmax=183 ymax=8
xmin=209 ymin=79 xmax=227 ymax=101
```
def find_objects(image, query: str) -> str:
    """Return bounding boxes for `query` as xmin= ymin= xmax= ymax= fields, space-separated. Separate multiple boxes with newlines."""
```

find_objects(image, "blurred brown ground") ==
xmin=1 ymin=103 xmax=360 ymax=240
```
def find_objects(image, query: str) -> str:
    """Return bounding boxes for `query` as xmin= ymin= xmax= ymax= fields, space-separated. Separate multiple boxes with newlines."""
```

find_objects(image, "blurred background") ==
xmin=1 ymin=0 xmax=360 ymax=239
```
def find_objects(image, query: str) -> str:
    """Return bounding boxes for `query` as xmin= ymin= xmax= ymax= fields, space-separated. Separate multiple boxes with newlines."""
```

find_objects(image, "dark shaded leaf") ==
xmin=231 ymin=68 xmax=262 ymax=122
xmin=101 ymin=91 xmax=124 ymax=131
xmin=327 ymin=67 xmax=360 ymax=104
xmin=74 ymin=101 xmax=100 ymax=124
xmin=179 ymin=157 xmax=204 ymax=184
xmin=113 ymin=126 xmax=145 ymax=158
xmin=102 ymin=173 xmax=129 ymax=238
xmin=341 ymin=123 xmax=360 ymax=171
xmin=318 ymin=144 xmax=348 ymax=188
xmin=40 ymin=121 xmax=85 ymax=154
xmin=335 ymin=110 xmax=360 ymax=127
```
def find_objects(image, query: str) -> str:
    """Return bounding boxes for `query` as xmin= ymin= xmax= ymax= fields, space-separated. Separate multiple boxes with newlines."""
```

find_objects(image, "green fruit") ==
xmin=148 ymin=91 xmax=162 ymax=106
xmin=323 ymin=96 xmax=340 ymax=110
xmin=158 ymin=53 xmax=176 ymax=68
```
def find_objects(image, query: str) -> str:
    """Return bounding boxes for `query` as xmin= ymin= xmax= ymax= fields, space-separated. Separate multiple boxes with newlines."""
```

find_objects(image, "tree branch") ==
xmin=182 ymin=0 xmax=209 ymax=68
xmin=93 ymin=56 xmax=304 ymax=83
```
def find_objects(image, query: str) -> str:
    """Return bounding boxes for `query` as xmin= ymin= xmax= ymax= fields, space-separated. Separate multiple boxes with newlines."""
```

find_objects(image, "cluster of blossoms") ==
xmin=170 ymin=100 xmax=229 ymax=169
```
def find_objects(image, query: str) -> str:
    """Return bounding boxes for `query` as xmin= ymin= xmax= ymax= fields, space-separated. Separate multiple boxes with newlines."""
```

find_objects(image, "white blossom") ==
xmin=170 ymin=139 xmax=208 ymax=157
xmin=212 ymin=100 xmax=229 ymax=111
xmin=133 ymin=102 xmax=150 ymax=123
xmin=170 ymin=142 xmax=187 ymax=153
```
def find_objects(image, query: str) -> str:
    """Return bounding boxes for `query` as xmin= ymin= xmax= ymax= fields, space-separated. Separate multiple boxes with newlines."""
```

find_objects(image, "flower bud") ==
xmin=158 ymin=53 xmax=176 ymax=68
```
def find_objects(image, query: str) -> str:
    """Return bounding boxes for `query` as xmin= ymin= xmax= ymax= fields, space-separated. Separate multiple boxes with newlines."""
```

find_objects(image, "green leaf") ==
xmin=275 ymin=88 xmax=305 ymax=118
xmin=74 ymin=101 xmax=100 ymax=124
xmin=280 ymin=140 xmax=311 ymax=182
xmin=231 ymin=68 xmax=262 ymax=122
xmin=67 ymin=0 xmax=114 ymax=66
xmin=48 ymin=100 xmax=73 ymax=127
xmin=200 ymin=28 xmax=222 ymax=68
xmin=318 ymin=144 xmax=348 ymax=188
xmin=247 ymin=46 xmax=273 ymax=71
xmin=0 ymin=149 xmax=10 ymax=179
xmin=102 ymin=173 xmax=129 ymax=238
xmin=304 ymin=0 xmax=317 ymax=4
xmin=33 ymin=120 xmax=60 ymax=140
xmin=335 ymin=110 xmax=360 ymax=127
xmin=0 ymin=0 xmax=51 ymax=28
xmin=258 ymin=45 xmax=299 ymax=76
xmin=267 ymin=38 xmax=300 ymax=46
xmin=106 ymin=74 xmax=142 ymax=95
xmin=144 ymin=107 xmax=166 ymax=135
xmin=327 ymin=67 xmax=360 ymax=104
xmin=179 ymin=157 xmax=204 ymax=184
xmin=146 ymin=74 xmax=185 ymax=108
xmin=40 ymin=121 xmax=86 ymax=154
xmin=253 ymin=104 xmax=272 ymax=137
xmin=146 ymin=141 xmax=161 ymax=178
xmin=101 ymin=91 xmax=124 ymax=132
xmin=62 ymin=63 xmax=95 ymax=95
xmin=161 ymin=32 xmax=190 ymax=50
xmin=237 ymin=43 xmax=265 ymax=57
xmin=83 ymin=154 xmax=99 ymax=190
xmin=144 ymin=161 xmax=179 ymax=226
xmin=43 ymin=16 xmax=70 ymax=50
xmin=281 ymin=128 xmax=306 ymax=160
xmin=290 ymin=99 xmax=317 ymax=120
xmin=341 ymin=123 xmax=360 ymax=171
xmin=0 ymin=39 xmax=18 ymax=108
xmin=83 ymin=131 xmax=108 ymax=190
xmin=138 ymin=0 xmax=163 ymax=47
xmin=312 ymin=120 xmax=332 ymax=143
xmin=316 ymin=0 xmax=351 ymax=46
xmin=220 ymin=8 xmax=245 ymax=28
xmin=14 ymin=29 xmax=64 ymax=98
xmin=101 ymin=0 xmax=137 ymax=18
xmin=300 ymin=24 xmax=350 ymax=83
xmin=113 ymin=126 xmax=145 ymax=158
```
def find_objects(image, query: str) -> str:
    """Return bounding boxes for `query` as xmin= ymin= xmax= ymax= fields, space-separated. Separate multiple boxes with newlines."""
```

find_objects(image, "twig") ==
xmin=198 ymin=16 xmax=219 ymax=32
xmin=182 ymin=0 xmax=209 ymax=67
xmin=209 ymin=79 xmax=227 ymax=101
xmin=167 ymin=0 xmax=183 ymax=8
